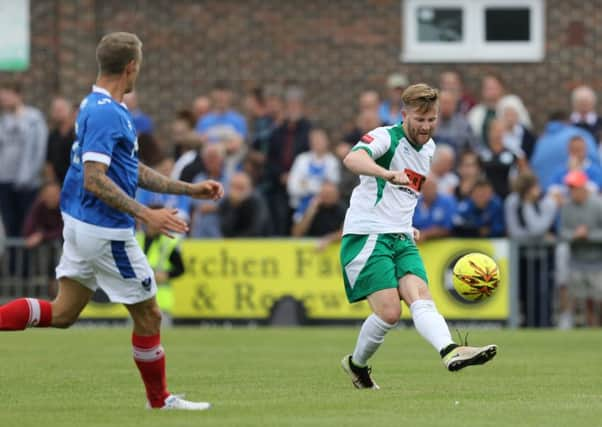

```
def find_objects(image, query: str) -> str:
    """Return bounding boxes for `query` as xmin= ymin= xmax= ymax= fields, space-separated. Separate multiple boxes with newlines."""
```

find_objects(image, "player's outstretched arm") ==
xmin=343 ymin=149 xmax=409 ymax=186
xmin=138 ymin=163 xmax=224 ymax=200
xmin=84 ymin=161 xmax=189 ymax=237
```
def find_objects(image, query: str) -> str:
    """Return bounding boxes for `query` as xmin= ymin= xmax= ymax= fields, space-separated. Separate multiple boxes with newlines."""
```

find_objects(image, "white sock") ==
xmin=410 ymin=299 xmax=454 ymax=352
xmin=351 ymin=313 xmax=396 ymax=366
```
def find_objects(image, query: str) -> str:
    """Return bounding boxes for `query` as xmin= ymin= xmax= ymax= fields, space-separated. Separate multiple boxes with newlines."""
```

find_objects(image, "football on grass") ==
xmin=452 ymin=253 xmax=500 ymax=301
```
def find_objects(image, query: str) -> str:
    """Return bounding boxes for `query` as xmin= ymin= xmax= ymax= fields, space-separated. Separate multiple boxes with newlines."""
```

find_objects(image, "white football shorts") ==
xmin=56 ymin=216 xmax=157 ymax=305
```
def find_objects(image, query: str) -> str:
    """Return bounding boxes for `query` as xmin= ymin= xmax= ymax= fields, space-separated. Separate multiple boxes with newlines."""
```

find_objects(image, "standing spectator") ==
xmin=379 ymin=73 xmax=407 ymax=125
xmin=22 ymin=181 xmax=63 ymax=247
xmin=192 ymin=95 xmax=211 ymax=124
xmin=452 ymin=177 xmax=505 ymax=237
xmin=504 ymin=172 xmax=560 ymax=327
xmin=334 ymin=140 xmax=359 ymax=207
xmin=558 ymin=170 xmax=602 ymax=327
xmin=570 ymin=85 xmax=602 ymax=143
xmin=434 ymin=90 xmax=476 ymax=154
xmin=530 ymin=111 xmax=599 ymax=190
xmin=0 ymin=81 xmax=48 ymax=237
xmin=196 ymin=81 xmax=247 ymax=142
xmin=358 ymin=90 xmax=381 ymax=114
xmin=430 ymin=144 xmax=459 ymax=195
xmin=454 ymin=150 xmax=482 ymax=202
xmin=497 ymin=95 xmax=537 ymax=160
xmin=505 ymin=172 xmax=560 ymax=239
xmin=439 ymin=69 xmax=476 ymax=115
xmin=245 ymin=86 xmax=275 ymax=149
xmin=288 ymin=128 xmax=340 ymax=221
xmin=123 ymin=90 xmax=153 ymax=136
xmin=412 ymin=175 xmax=456 ymax=241
xmin=291 ymin=181 xmax=346 ymax=251
xmin=170 ymin=109 xmax=204 ymax=178
xmin=479 ymin=119 xmax=520 ymax=199
xmin=343 ymin=109 xmax=382 ymax=145
xmin=218 ymin=172 xmax=270 ymax=237
xmin=45 ymin=96 xmax=76 ymax=186
xmin=190 ymin=144 xmax=229 ymax=238
xmin=548 ymin=135 xmax=602 ymax=192
xmin=468 ymin=73 xmax=506 ymax=146
xmin=264 ymin=86 xmax=312 ymax=235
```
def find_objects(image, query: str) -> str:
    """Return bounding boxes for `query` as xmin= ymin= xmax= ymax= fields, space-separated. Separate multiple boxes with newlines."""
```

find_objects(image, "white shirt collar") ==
xmin=92 ymin=85 xmax=129 ymax=109
xmin=570 ymin=111 xmax=598 ymax=126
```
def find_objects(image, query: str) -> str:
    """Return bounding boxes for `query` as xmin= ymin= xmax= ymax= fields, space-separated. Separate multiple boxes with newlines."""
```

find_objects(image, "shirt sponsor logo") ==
xmin=404 ymin=168 xmax=426 ymax=192
xmin=361 ymin=134 xmax=374 ymax=143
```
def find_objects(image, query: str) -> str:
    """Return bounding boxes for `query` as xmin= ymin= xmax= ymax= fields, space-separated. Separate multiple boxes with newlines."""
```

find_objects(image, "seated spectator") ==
xmin=570 ymin=85 xmax=602 ymax=143
xmin=22 ymin=181 xmax=63 ymax=248
xmin=218 ymin=172 xmax=270 ymax=237
xmin=548 ymin=135 xmax=602 ymax=192
xmin=497 ymin=95 xmax=537 ymax=160
xmin=123 ymin=90 xmax=154 ymax=135
xmin=379 ymin=73 xmax=407 ymax=125
xmin=412 ymin=175 xmax=456 ymax=241
xmin=334 ymin=140 xmax=359 ymax=207
xmin=288 ymin=128 xmax=340 ymax=221
xmin=452 ymin=177 xmax=505 ymax=237
xmin=479 ymin=119 xmax=521 ymax=198
xmin=454 ymin=150 xmax=482 ymax=202
xmin=196 ymin=81 xmax=247 ymax=142
xmin=137 ymin=157 xmax=191 ymax=221
xmin=190 ymin=144 xmax=229 ymax=238
xmin=439 ymin=69 xmax=476 ymax=115
xmin=291 ymin=181 xmax=346 ymax=251
xmin=434 ymin=90 xmax=475 ymax=153
xmin=530 ymin=111 xmax=599 ymax=189
xmin=505 ymin=172 xmax=560 ymax=239
xmin=431 ymin=144 xmax=459 ymax=195
xmin=558 ymin=170 xmax=602 ymax=327
xmin=45 ymin=96 xmax=76 ymax=186
xmin=264 ymin=86 xmax=312 ymax=235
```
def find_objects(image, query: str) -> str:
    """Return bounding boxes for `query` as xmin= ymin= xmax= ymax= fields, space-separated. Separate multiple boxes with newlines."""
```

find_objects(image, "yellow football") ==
xmin=452 ymin=253 xmax=500 ymax=301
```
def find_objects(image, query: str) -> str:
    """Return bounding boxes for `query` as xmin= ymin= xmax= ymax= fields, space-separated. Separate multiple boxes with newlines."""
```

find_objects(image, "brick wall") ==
xmin=2 ymin=0 xmax=601 ymax=142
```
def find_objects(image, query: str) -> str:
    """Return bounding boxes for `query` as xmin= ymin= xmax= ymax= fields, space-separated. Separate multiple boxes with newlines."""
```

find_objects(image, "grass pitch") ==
xmin=1 ymin=327 xmax=602 ymax=427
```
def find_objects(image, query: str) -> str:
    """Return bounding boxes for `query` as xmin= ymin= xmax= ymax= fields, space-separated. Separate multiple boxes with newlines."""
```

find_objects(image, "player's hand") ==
xmin=384 ymin=170 xmax=409 ymax=186
xmin=189 ymin=180 xmax=224 ymax=201
xmin=412 ymin=227 xmax=421 ymax=242
xmin=141 ymin=208 xmax=189 ymax=238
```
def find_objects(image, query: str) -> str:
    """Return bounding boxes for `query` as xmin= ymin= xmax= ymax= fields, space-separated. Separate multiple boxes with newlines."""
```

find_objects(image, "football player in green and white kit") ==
xmin=340 ymin=83 xmax=497 ymax=389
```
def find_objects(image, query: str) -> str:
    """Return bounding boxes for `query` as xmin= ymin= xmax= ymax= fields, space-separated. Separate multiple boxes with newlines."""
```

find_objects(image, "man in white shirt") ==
xmin=340 ymin=83 xmax=497 ymax=389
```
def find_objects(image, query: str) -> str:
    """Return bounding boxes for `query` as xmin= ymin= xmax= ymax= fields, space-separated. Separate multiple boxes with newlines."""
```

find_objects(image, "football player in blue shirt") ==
xmin=0 ymin=32 xmax=222 ymax=410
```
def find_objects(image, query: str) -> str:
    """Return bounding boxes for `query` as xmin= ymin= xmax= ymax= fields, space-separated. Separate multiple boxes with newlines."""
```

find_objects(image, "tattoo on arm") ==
xmin=84 ymin=162 xmax=146 ymax=220
xmin=138 ymin=163 xmax=191 ymax=195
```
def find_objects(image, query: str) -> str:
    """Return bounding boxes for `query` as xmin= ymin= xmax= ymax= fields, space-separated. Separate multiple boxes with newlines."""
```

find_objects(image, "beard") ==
xmin=407 ymin=124 xmax=433 ymax=145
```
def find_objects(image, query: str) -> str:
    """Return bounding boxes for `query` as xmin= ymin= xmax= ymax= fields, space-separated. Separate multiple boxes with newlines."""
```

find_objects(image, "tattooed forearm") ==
xmin=84 ymin=162 xmax=147 ymax=220
xmin=138 ymin=163 xmax=191 ymax=195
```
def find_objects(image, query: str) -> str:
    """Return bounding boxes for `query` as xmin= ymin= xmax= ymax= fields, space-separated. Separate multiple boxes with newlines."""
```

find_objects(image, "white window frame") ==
xmin=402 ymin=0 xmax=545 ymax=63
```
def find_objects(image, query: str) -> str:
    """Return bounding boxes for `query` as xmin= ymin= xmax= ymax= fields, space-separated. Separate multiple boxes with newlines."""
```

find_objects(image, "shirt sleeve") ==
xmin=351 ymin=127 xmax=391 ymax=160
xmin=81 ymin=107 xmax=122 ymax=166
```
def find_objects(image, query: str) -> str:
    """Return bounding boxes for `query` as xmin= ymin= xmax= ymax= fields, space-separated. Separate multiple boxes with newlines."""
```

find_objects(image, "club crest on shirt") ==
xmin=361 ymin=134 xmax=374 ymax=143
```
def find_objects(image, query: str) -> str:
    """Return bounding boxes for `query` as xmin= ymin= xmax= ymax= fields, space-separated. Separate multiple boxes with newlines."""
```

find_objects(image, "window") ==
xmin=402 ymin=0 xmax=545 ymax=62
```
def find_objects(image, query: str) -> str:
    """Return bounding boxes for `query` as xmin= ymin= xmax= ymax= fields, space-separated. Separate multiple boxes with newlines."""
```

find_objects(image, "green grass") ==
xmin=1 ymin=327 xmax=602 ymax=427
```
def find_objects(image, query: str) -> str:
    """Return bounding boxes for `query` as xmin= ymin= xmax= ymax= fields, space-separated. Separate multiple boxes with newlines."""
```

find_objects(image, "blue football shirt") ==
xmin=61 ymin=86 xmax=139 ymax=238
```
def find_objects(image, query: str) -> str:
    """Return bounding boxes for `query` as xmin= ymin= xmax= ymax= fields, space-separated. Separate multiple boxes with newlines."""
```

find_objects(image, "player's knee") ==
xmin=135 ymin=304 xmax=162 ymax=334
xmin=51 ymin=309 xmax=79 ymax=329
xmin=378 ymin=305 xmax=401 ymax=325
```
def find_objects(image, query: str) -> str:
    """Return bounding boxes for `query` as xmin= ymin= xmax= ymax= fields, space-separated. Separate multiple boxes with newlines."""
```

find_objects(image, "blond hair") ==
xmin=401 ymin=83 xmax=439 ymax=113
xmin=96 ymin=32 xmax=142 ymax=75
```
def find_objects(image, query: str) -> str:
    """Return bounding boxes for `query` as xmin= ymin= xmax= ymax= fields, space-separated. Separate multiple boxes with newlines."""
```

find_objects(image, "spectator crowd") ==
xmin=4 ymin=71 xmax=602 ymax=327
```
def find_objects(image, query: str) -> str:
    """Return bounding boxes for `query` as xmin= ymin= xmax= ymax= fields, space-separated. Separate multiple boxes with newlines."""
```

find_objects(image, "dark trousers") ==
xmin=0 ymin=183 xmax=38 ymax=237
xmin=264 ymin=187 xmax=292 ymax=236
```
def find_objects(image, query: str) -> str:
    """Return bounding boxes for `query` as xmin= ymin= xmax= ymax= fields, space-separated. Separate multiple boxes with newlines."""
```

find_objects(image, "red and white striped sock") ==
xmin=0 ymin=298 xmax=52 ymax=330
xmin=132 ymin=333 xmax=170 ymax=408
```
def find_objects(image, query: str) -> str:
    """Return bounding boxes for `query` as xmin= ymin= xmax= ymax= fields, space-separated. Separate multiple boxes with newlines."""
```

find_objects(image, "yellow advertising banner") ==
xmin=171 ymin=238 xmax=509 ymax=321
xmin=80 ymin=238 xmax=509 ymax=321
